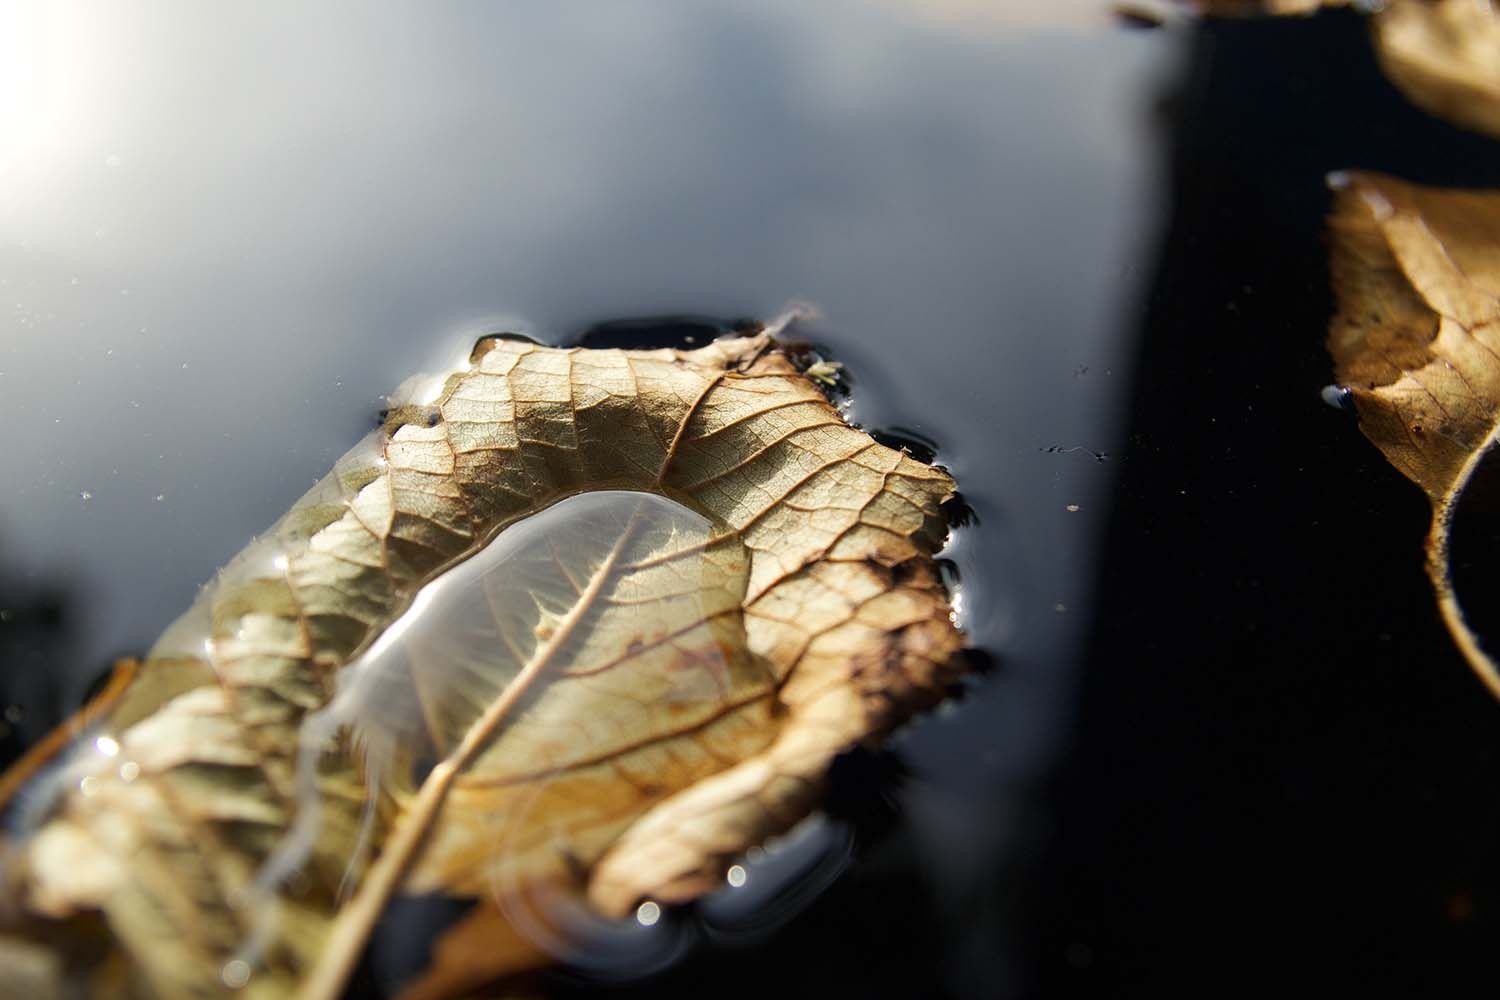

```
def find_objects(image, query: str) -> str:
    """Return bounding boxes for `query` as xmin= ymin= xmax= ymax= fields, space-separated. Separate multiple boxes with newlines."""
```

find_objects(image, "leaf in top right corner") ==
xmin=1184 ymin=1 xmax=1500 ymax=140
xmin=1326 ymin=170 xmax=1500 ymax=694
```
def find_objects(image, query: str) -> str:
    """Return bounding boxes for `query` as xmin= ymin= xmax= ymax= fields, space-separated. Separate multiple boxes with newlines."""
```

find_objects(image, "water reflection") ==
xmin=0 ymin=2 xmax=1172 ymax=995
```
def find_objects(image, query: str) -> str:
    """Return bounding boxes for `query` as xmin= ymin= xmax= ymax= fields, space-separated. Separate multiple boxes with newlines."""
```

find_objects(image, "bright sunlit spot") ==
xmin=0 ymin=5 xmax=107 ymax=177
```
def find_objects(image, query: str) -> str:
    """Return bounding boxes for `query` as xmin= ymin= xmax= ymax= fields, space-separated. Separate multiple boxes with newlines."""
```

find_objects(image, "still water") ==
xmin=0 ymin=2 xmax=1369 ymax=997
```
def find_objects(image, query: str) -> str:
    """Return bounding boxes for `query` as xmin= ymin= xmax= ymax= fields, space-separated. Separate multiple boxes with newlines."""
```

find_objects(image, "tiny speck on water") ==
xmin=78 ymin=490 xmax=93 ymax=502
xmin=154 ymin=494 xmax=165 ymax=502
xmin=1055 ymin=602 xmax=1067 ymax=613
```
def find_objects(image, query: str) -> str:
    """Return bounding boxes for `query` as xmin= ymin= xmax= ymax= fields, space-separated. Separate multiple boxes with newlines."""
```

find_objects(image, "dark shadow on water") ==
xmin=0 ymin=555 xmax=79 ymax=772
xmin=1029 ymin=11 xmax=1500 ymax=999
xmin=566 ymin=315 xmax=754 ymax=351
xmin=1447 ymin=443 xmax=1500 ymax=663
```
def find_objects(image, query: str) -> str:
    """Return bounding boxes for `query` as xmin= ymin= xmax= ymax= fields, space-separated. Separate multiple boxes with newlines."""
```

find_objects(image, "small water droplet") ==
xmin=119 ymin=761 xmax=140 ymax=782
xmin=635 ymin=901 xmax=661 ymax=926
xmin=1320 ymin=384 xmax=1355 ymax=412
xmin=221 ymin=959 xmax=251 ymax=989
xmin=726 ymin=864 xmax=748 ymax=888
xmin=79 ymin=776 xmax=98 ymax=797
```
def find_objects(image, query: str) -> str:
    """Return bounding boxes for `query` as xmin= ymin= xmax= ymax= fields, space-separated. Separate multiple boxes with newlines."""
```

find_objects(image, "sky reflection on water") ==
xmin=0 ymin=3 xmax=1173 ymax=994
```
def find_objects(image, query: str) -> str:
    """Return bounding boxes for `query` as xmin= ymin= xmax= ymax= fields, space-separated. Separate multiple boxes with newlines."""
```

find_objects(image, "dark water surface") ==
xmin=4 ymin=4 xmax=1498 ymax=999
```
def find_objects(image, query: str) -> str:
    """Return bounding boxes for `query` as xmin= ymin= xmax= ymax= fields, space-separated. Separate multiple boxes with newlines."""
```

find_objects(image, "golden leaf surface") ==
xmin=1185 ymin=0 xmax=1500 ymax=139
xmin=1327 ymin=171 xmax=1500 ymax=695
xmin=0 ymin=332 xmax=967 ymax=999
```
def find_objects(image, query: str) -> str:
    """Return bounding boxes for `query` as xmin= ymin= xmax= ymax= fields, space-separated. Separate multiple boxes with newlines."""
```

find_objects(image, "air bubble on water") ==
xmin=221 ymin=959 xmax=251 ymax=990
xmin=635 ymin=901 xmax=661 ymax=926
xmin=1065 ymin=504 xmax=1080 ymax=512
xmin=949 ymin=586 xmax=966 ymax=628
xmin=78 ymin=776 xmax=98 ymax=797
xmin=726 ymin=865 xmax=748 ymax=888
xmin=119 ymin=761 xmax=140 ymax=782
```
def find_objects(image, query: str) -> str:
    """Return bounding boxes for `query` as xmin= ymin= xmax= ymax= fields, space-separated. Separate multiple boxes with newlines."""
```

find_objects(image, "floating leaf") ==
xmin=0 ymin=331 xmax=967 ymax=999
xmin=1371 ymin=0 xmax=1500 ymax=140
xmin=1326 ymin=170 xmax=1500 ymax=695
xmin=1185 ymin=0 xmax=1500 ymax=139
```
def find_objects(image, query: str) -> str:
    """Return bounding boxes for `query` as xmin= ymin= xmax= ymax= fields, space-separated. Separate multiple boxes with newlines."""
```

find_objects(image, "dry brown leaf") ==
xmin=1183 ymin=0 xmax=1341 ymax=16
xmin=1372 ymin=1 xmax=1500 ymax=140
xmin=0 ymin=331 xmax=967 ymax=999
xmin=1184 ymin=1 xmax=1500 ymax=139
xmin=1327 ymin=170 xmax=1500 ymax=695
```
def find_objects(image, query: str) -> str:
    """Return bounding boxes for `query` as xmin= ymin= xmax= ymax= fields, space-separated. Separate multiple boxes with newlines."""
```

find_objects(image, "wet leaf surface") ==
xmin=0 ymin=333 xmax=966 ymax=999
xmin=1327 ymin=170 xmax=1500 ymax=695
